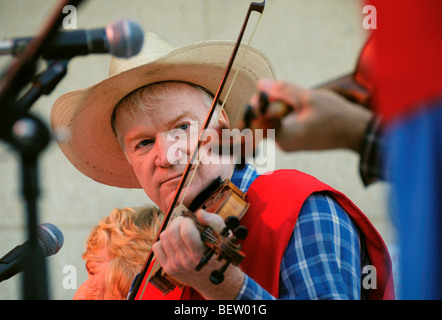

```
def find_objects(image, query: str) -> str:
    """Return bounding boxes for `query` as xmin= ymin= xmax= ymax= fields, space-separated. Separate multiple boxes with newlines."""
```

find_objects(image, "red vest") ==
xmin=135 ymin=170 xmax=395 ymax=300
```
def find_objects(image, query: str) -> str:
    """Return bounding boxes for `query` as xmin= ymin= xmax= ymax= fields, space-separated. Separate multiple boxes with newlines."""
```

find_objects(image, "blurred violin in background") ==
xmin=226 ymin=36 xmax=375 ymax=167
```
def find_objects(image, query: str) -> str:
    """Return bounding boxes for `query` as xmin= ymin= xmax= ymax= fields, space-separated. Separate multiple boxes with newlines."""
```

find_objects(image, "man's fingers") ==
xmin=196 ymin=209 xmax=226 ymax=234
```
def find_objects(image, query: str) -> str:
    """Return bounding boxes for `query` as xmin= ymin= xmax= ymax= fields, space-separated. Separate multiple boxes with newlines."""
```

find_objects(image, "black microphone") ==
xmin=0 ymin=19 xmax=144 ymax=59
xmin=0 ymin=223 xmax=64 ymax=283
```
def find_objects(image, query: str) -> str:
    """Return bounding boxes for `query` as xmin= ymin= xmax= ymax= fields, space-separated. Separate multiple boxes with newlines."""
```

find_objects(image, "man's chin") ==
xmin=159 ymin=186 xmax=195 ymax=213
xmin=159 ymin=174 xmax=223 ymax=213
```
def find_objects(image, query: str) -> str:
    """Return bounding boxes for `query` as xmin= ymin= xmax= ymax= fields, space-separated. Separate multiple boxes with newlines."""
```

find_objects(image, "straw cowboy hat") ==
xmin=50 ymin=32 xmax=275 ymax=188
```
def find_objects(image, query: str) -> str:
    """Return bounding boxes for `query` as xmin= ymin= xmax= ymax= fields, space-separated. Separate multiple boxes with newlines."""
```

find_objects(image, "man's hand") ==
xmin=152 ymin=209 xmax=245 ymax=300
xmin=245 ymin=79 xmax=373 ymax=154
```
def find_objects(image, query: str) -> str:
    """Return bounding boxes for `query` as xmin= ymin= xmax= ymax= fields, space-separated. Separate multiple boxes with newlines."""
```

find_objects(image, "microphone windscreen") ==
xmin=106 ymin=19 xmax=144 ymax=58
xmin=37 ymin=223 xmax=64 ymax=257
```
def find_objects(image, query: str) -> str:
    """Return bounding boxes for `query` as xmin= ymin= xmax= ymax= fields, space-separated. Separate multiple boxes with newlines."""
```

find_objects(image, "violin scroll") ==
xmin=210 ymin=217 xmax=248 ymax=284
xmin=149 ymin=212 xmax=249 ymax=294
xmin=194 ymin=215 xmax=248 ymax=285
xmin=148 ymin=178 xmax=250 ymax=294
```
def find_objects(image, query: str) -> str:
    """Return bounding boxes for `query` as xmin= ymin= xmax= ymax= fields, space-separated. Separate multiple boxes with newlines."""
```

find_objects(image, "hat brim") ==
xmin=50 ymin=40 xmax=275 ymax=188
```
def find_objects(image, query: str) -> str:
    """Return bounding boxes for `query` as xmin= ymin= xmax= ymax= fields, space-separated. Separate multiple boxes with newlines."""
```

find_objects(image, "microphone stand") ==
xmin=0 ymin=0 xmax=84 ymax=299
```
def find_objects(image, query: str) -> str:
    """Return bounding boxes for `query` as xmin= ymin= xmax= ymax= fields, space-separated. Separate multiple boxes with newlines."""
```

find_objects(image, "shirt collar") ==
xmin=230 ymin=163 xmax=259 ymax=193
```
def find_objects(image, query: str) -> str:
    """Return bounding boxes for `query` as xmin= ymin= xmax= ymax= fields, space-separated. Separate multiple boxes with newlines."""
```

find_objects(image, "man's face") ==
xmin=114 ymin=83 xmax=233 ymax=212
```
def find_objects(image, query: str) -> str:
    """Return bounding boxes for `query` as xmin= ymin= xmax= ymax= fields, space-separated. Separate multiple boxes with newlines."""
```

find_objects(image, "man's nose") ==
xmin=154 ymin=133 xmax=186 ymax=167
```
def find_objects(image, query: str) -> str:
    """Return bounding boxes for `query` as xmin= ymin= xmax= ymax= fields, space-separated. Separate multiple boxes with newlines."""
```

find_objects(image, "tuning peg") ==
xmin=210 ymin=260 xmax=231 ymax=285
xmin=222 ymin=216 xmax=240 ymax=235
xmin=210 ymin=270 xmax=224 ymax=285
xmin=196 ymin=247 xmax=215 ymax=271
xmin=258 ymin=92 xmax=270 ymax=115
xmin=234 ymin=225 xmax=248 ymax=240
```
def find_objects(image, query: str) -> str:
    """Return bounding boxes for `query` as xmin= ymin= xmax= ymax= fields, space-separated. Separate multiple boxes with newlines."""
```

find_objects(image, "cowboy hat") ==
xmin=50 ymin=32 xmax=275 ymax=188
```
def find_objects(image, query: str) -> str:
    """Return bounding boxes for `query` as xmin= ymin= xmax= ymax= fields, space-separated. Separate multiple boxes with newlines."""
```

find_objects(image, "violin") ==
xmin=148 ymin=177 xmax=249 ymax=295
xmin=230 ymin=35 xmax=375 ymax=167
xmin=315 ymin=35 xmax=373 ymax=109
xmin=246 ymin=35 xmax=373 ymax=124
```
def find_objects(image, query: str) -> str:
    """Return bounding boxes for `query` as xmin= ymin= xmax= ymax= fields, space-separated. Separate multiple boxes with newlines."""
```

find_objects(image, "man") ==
xmin=51 ymin=33 xmax=394 ymax=299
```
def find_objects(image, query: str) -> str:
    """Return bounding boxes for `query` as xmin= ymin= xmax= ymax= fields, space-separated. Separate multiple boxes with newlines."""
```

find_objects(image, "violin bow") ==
xmin=129 ymin=0 xmax=266 ymax=300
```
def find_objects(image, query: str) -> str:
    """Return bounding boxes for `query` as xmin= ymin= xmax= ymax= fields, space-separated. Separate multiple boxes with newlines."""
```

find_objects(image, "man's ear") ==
xmin=218 ymin=108 xmax=230 ymax=129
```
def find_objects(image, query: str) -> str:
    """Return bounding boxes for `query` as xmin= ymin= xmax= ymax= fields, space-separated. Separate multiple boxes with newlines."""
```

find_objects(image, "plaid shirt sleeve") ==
xmin=236 ymin=192 xmax=362 ymax=300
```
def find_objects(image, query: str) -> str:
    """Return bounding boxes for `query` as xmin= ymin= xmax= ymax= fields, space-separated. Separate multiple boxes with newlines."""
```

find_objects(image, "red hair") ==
xmin=82 ymin=206 xmax=163 ymax=298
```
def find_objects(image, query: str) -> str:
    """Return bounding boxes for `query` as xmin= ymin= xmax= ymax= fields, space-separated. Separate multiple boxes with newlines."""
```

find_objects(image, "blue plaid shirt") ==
xmin=231 ymin=165 xmax=363 ymax=300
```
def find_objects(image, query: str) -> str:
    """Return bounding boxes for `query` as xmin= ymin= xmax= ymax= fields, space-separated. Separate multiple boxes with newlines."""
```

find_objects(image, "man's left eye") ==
xmin=135 ymin=139 xmax=153 ymax=149
xmin=168 ymin=123 xmax=192 ymax=138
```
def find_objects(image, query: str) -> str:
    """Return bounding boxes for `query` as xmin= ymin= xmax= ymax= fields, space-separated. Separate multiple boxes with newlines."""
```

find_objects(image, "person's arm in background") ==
xmin=246 ymin=79 xmax=384 ymax=185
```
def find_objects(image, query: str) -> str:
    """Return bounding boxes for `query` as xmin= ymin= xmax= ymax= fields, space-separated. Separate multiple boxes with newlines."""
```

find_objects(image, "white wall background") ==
xmin=0 ymin=0 xmax=396 ymax=300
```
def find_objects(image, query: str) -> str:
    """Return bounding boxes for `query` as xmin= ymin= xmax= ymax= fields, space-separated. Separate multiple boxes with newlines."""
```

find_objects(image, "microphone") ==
xmin=0 ymin=19 xmax=144 ymax=59
xmin=0 ymin=223 xmax=64 ymax=283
